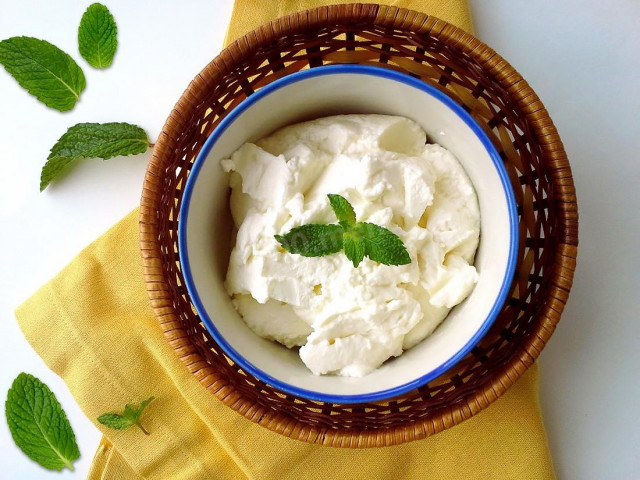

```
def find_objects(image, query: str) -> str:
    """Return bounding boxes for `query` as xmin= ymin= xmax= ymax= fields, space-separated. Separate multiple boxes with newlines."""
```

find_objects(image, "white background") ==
xmin=0 ymin=1 xmax=638 ymax=478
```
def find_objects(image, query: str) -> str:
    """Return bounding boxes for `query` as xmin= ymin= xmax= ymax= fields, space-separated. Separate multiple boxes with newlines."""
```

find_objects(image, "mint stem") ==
xmin=136 ymin=421 xmax=150 ymax=435
xmin=66 ymin=461 xmax=75 ymax=472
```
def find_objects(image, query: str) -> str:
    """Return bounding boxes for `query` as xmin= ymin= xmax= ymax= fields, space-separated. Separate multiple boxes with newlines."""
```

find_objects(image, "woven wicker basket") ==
xmin=139 ymin=4 xmax=578 ymax=447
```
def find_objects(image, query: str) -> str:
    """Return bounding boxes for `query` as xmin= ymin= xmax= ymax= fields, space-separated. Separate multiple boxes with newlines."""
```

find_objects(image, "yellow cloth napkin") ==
xmin=15 ymin=2 xmax=556 ymax=479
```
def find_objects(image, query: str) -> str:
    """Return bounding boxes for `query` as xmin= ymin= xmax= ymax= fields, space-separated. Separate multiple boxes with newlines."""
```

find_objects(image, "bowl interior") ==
xmin=179 ymin=65 xmax=517 ymax=403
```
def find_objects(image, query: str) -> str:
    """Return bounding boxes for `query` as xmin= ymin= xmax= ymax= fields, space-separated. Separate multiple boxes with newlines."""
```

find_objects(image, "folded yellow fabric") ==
xmin=15 ymin=2 xmax=556 ymax=479
xmin=17 ymin=210 xmax=555 ymax=480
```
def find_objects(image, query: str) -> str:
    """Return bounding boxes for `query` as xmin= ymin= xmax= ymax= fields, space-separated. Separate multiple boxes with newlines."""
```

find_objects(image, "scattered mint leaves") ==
xmin=5 ymin=373 xmax=80 ymax=471
xmin=275 ymin=224 xmax=343 ymax=257
xmin=98 ymin=396 xmax=155 ymax=435
xmin=0 ymin=36 xmax=86 ymax=111
xmin=40 ymin=122 xmax=151 ymax=191
xmin=275 ymin=194 xmax=411 ymax=267
xmin=78 ymin=3 xmax=118 ymax=69
xmin=328 ymin=193 xmax=356 ymax=227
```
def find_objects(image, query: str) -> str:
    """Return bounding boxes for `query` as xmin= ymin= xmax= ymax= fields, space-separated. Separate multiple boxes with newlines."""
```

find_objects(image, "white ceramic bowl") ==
xmin=179 ymin=65 xmax=518 ymax=403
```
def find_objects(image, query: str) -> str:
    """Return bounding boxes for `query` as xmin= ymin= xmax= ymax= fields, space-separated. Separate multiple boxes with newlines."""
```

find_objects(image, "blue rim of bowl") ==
xmin=178 ymin=64 xmax=519 ymax=404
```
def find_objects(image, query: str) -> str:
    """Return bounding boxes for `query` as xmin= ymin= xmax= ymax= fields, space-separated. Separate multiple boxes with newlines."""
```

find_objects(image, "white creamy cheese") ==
xmin=222 ymin=114 xmax=480 ymax=377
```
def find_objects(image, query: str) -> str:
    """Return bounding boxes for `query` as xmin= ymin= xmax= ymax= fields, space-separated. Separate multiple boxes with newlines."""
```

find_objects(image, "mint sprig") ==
xmin=97 ymin=396 xmax=155 ymax=435
xmin=275 ymin=194 xmax=411 ymax=267
xmin=5 ymin=373 xmax=80 ymax=471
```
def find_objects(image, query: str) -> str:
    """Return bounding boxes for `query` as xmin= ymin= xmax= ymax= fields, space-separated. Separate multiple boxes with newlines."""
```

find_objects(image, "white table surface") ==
xmin=0 ymin=1 xmax=638 ymax=478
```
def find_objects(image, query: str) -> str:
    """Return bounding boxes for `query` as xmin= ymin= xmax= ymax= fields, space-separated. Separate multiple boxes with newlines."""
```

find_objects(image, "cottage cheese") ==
xmin=222 ymin=114 xmax=480 ymax=377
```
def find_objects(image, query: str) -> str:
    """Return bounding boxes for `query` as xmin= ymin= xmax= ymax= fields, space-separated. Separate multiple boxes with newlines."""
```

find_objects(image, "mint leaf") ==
xmin=343 ymin=231 xmax=366 ymax=267
xmin=275 ymin=224 xmax=344 ymax=257
xmin=95 ymin=413 xmax=132 ymax=430
xmin=46 ymin=122 xmax=149 ymax=159
xmin=136 ymin=397 xmax=155 ymax=415
xmin=328 ymin=193 xmax=356 ymax=227
xmin=98 ymin=396 xmax=154 ymax=435
xmin=0 ymin=36 xmax=86 ymax=111
xmin=355 ymin=222 xmax=411 ymax=266
xmin=5 ymin=373 xmax=80 ymax=471
xmin=41 ymin=122 xmax=150 ymax=191
xmin=122 ymin=404 xmax=138 ymax=421
xmin=78 ymin=3 xmax=118 ymax=69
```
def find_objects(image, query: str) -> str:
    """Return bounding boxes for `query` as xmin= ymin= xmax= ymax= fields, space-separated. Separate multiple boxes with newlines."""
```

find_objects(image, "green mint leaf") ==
xmin=122 ymin=404 xmax=138 ymax=422
xmin=135 ymin=396 xmax=155 ymax=416
xmin=0 ymin=36 xmax=86 ymax=111
xmin=327 ymin=194 xmax=356 ymax=227
xmin=5 ymin=373 xmax=80 ymax=471
xmin=343 ymin=231 xmax=366 ymax=267
xmin=355 ymin=222 xmax=411 ymax=266
xmin=78 ymin=3 xmax=118 ymax=69
xmin=96 ymin=413 xmax=132 ymax=430
xmin=98 ymin=397 xmax=154 ymax=435
xmin=275 ymin=224 xmax=344 ymax=257
xmin=40 ymin=122 xmax=150 ymax=191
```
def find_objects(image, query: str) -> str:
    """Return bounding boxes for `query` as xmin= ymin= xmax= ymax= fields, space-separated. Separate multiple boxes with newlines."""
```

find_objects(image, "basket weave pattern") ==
xmin=139 ymin=4 xmax=578 ymax=447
